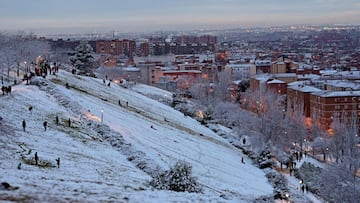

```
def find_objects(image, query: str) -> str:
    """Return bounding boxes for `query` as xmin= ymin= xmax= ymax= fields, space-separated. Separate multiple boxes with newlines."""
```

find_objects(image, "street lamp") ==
xmin=101 ymin=109 xmax=104 ymax=123
xmin=285 ymin=193 xmax=290 ymax=203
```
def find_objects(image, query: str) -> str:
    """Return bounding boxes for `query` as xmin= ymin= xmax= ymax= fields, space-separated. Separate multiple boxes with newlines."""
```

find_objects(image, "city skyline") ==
xmin=1 ymin=0 xmax=360 ymax=35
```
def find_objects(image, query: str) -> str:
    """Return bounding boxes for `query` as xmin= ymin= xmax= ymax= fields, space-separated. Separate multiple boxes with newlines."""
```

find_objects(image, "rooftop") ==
xmin=311 ymin=90 xmax=360 ymax=97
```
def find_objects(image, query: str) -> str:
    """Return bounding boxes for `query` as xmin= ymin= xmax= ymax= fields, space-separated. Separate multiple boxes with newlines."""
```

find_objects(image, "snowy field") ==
xmin=0 ymin=70 xmax=273 ymax=202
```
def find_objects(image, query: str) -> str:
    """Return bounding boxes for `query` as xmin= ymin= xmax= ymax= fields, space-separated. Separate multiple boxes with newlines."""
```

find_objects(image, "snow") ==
xmin=288 ymin=84 xmax=322 ymax=93
xmin=324 ymin=80 xmax=360 ymax=90
xmin=284 ymin=156 xmax=327 ymax=203
xmin=267 ymin=79 xmax=285 ymax=84
xmin=311 ymin=90 xmax=360 ymax=97
xmin=0 ymin=70 xmax=273 ymax=202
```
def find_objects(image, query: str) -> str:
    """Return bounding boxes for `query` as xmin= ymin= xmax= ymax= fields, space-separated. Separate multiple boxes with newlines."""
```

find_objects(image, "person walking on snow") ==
xmin=43 ymin=121 xmax=48 ymax=131
xmin=22 ymin=120 xmax=26 ymax=132
xmin=34 ymin=152 xmax=39 ymax=165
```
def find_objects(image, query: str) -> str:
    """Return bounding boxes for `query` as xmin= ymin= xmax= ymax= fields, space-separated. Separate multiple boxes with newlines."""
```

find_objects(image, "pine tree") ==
xmin=70 ymin=41 xmax=97 ymax=76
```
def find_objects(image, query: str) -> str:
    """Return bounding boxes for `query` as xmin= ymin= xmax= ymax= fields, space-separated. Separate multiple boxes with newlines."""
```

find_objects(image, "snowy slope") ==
xmin=0 ymin=70 xmax=273 ymax=202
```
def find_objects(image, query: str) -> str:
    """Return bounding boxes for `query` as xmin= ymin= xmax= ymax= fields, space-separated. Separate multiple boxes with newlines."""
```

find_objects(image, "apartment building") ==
xmin=271 ymin=55 xmax=299 ymax=74
xmin=95 ymin=39 xmax=136 ymax=57
xmin=287 ymin=83 xmax=322 ymax=117
xmin=310 ymin=91 xmax=360 ymax=130
xmin=225 ymin=63 xmax=256 ymax=80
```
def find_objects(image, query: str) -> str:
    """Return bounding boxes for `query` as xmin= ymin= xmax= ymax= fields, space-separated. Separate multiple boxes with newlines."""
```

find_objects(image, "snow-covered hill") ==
xmin=0 ymin=70 xmax=273 ymax=202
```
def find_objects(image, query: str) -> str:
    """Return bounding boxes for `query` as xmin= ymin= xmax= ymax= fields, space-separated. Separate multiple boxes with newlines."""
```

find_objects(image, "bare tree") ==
xmin=314 ymin=111 xmax=360 ymax=203
xmin=284 ymin=104 xmax=308 ymax=151
xmin=317 ymin=163 xmax=360 ymax=203
xmin=189 ymin=79 xmax=213 ymax=106
xmin=0 ymin=34 xmax=17 ymax=83
xmin=0 ymin=33 xmax=49 ymax=83
xmin=213 ymin=69 xmax=232 ymax=101
xmin=213 ymin=101 xmax=241 ymax=128
xmin=330 ymin=112 xmax=360 ymax=170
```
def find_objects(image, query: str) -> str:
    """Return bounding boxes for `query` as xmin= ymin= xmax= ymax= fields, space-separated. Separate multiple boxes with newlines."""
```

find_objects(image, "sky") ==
xmin=0 ymin=0 xmax=360 ymax=35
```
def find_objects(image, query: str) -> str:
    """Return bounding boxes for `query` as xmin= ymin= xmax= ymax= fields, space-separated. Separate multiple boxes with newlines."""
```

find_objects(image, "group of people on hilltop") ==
xmin=1 ymin=85 xmax=12 ymax=95
xmin=35 ymin=61 xmax=59 ymax=78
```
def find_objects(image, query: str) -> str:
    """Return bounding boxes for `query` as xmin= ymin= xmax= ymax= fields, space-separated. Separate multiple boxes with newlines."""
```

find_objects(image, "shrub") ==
xmin=149 ymin=160 xmax=202 ymax=193
xmin=266 ymin=171 xmax=289 ymax=200
xmin=257 ymin=150 xmax=274 ymax=169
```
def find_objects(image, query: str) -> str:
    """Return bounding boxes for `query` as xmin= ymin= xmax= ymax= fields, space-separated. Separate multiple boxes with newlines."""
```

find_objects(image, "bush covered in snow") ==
xmin=265 ymin=171 xmax=289 ymax=200
xmin=257 ymin=150 xmax=275 ymax=169
xmin=294 ymin=162 xmax=322 ymax=195
xmin=149 ymin=160 xmax=202 ymax=193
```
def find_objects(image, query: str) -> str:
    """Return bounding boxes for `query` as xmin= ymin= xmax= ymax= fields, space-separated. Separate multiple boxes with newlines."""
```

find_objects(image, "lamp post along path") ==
xmin=101 ymin=109 xmax=104 ymax=123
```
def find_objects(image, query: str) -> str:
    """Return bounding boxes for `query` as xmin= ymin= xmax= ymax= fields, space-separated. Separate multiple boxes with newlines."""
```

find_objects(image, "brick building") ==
xmin=271 ymin=56 xmax=299 ymax=74
xmin=255 ymin=60 xmax=271 ymax=74
xmin=95 ymin=39 xmax=136 ymax=57
xmin=266 ymin=79 xmax=287 ymax=95
xmin=139 ymin=42 xmax=150 ymax=57
xmin=287 ymin=83 xmax=322 ymax=117
xmin=250 ymin=73 xmax=297 ymax=92
xmin=310 ymin=91 xmax=360 ymax=131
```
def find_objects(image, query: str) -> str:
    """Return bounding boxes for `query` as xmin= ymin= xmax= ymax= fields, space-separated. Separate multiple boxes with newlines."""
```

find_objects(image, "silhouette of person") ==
xmin=34 ymin=152 xmax=39 ymax=165
xmin=22 ymin=120 xmax=26 ymax=132
xmin=56 ymin=157 xmax=60 ymax=168
xmin=43 ymin=121 xmax=48 ymax=131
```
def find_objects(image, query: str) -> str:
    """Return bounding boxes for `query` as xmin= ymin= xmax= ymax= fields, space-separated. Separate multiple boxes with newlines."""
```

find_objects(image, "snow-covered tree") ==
xmin=16 ymin=37 xmax=50 ymax=67
xmin=70 ymin=41 xmax=97 ymax=76
xmin=316 ymin=164 xmax=360 ymax=203
xmin=0 ymin=33 xmax=49 ymax=83
xmin=283 ymin=104 xmax=307 ymax=151
xmin=189 ymin=80 xmax=214 ymax=106
xmin=310 ymin=136 xmax=331 ymax=160
xmin=213 ymin=69 xmax=232 ymax=101
xmin=213 ymin=101 xmax=241 ymax=128
xmin=324 ymin=112 xmax=360 ymax=200
xmin=0 ymin=34 xmax=18 ymax=83
xmin=330 ymin=112 xmax=360 ymax=168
